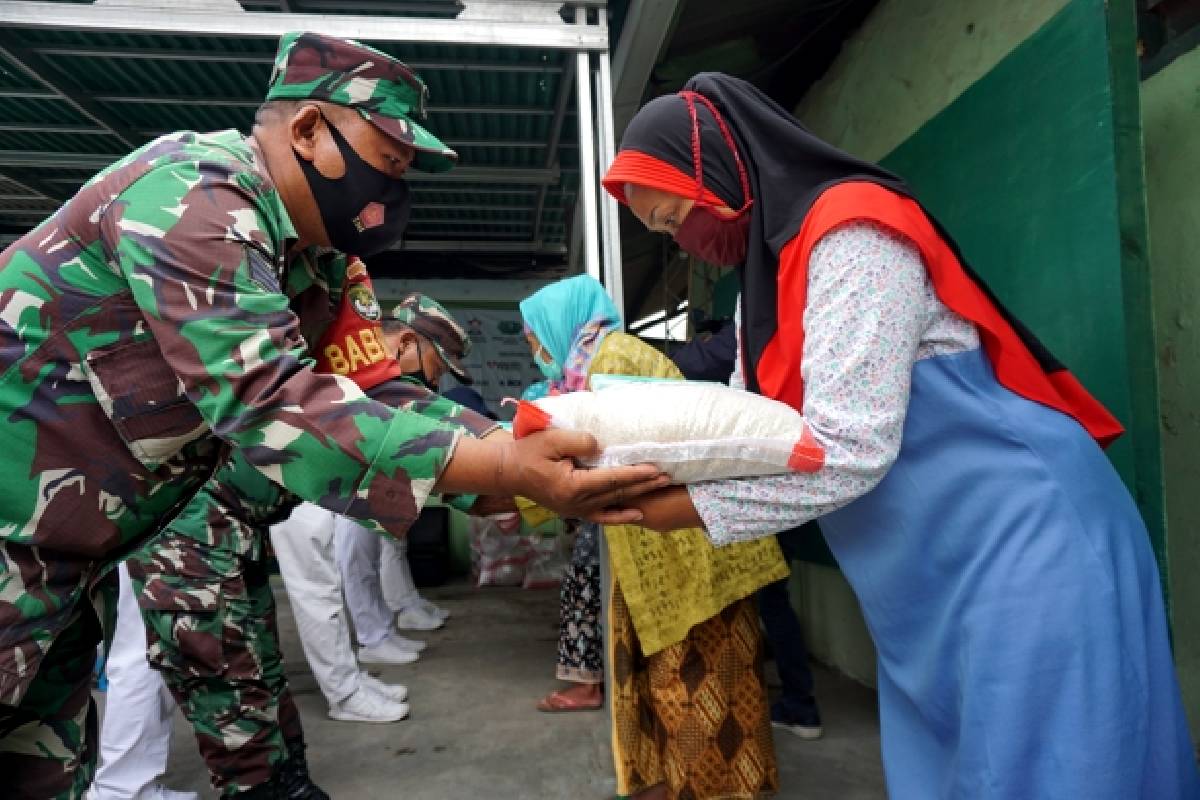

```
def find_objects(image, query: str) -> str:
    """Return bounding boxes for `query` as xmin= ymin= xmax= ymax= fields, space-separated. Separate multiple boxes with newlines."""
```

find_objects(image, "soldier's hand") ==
xmin=496 ymin=430 xmax=668 ymax=523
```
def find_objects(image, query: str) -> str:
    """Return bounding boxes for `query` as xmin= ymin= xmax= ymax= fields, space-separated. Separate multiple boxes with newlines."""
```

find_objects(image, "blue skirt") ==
xmin=821 ymin=348 xmax=1200 ymax=799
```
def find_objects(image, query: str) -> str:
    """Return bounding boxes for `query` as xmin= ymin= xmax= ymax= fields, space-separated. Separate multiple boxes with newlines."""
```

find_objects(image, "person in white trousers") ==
xmin=267 ymin=502 xmax=412 ymax=724
xmin=333 ymin=294 xmax=478 ymax=653
xmin=337 ymin=517 xmax=448 ymax=647
xmin=269 ymin=294 xmax=512 ymax=720
xmin=87 ymin=564 xmax=199 ymax=800
xmin=336 ymin=298 xmax=515 ymax=646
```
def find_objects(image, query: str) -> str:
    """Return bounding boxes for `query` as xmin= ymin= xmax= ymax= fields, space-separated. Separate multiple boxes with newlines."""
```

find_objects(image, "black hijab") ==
xmin=618 ymin=72 xmax=1068 ymax=396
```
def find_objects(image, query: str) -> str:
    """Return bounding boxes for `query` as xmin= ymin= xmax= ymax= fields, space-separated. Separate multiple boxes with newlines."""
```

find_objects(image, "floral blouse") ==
xmin=688 ymin=221 xmax=979 ymax=545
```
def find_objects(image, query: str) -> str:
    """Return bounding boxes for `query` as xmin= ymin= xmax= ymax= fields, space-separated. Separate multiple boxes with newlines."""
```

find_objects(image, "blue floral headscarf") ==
xmin=519 ymin=275 xmax=622 ymax=393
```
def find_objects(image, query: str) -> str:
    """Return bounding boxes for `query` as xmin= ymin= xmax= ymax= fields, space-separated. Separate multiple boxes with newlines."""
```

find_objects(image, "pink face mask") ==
xmin=674 ymin=203 xmax=751 ymax=266
xmin=670 ymin=91 xmax=753 ymax=267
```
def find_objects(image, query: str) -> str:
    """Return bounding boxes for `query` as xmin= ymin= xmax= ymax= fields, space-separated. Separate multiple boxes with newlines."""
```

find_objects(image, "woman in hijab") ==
xmin=520 ymin=275 xmax=786 ymax=800
xmin=602 ymin=73 xmax=1200 ymax=799
xmin=524 ymin=278 xmax=616 ymax=715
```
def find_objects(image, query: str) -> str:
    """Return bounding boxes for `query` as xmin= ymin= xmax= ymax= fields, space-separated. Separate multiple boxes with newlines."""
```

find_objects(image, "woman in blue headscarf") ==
xmin=521 ymin=277 xmax=622 ymax=714
xmin=521 ymin=275 xmax=786 ymax=800
xmin=520 ymin=274 xmax=623 ymax=394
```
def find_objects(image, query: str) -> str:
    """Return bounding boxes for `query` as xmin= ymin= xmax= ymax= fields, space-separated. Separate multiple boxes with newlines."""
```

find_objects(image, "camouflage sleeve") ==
xmin=365 ymin=378 xmax=499 ymax=439
xmin=364 ymin=380 xmax=496 ymax=514
xmin=284 ymin=245 xmax=348 ymax=302
xmin=102 ymin=159 xmax=461 ymax=536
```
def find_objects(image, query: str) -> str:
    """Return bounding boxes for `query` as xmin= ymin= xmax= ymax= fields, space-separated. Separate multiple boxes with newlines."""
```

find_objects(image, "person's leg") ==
xmin=538 ymin=555 xmax=603 ymax=711
xmin=756 ymin=575 xmax=822 ymax=733
xmin=759 ymin=527 xmax=822 ymax=734
xmin=380 ymin=532 xmax=450 ymax=623
xmin=268 ymin=504 xmax=361 ymax=706
xmin=370 ymin=535 xmax=431 ymax=647
xmin=239 ymin=550 xmax=335 ymax=795
xmin=607 ymin=577 xmax=664 ymax=798
xmin=274 ymin=506 xmax=408 ymax=724
xmin=242 ymin=550 xmax=304 ymax=752
xmin=380 ymin=534 xmax=420 ymax=613
xmin=129 ymin=533 xmax=298 ymax=797
xmin=647 ymin=598 xmax=779 ymax=799
xmin=331 ymin=514 xmax=394 ymax=650
xmin=89 ymin=563 xmax=198 ymax=800
xmin=0 ymin=589 xmax=106 ymax=800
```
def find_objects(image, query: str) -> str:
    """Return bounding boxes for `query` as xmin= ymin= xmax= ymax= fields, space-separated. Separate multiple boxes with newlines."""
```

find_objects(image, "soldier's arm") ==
xmin=364 ymin=378 xmax=498 ymax=439
xmin=103 ymin=160 xmax=469 ymax=536
xmin=363 ymin=378 xmax=494 ymax=514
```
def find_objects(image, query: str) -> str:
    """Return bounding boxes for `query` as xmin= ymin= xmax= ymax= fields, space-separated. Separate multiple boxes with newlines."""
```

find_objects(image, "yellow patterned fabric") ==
xmin=589 ymin=333 xmax=789 ymax=655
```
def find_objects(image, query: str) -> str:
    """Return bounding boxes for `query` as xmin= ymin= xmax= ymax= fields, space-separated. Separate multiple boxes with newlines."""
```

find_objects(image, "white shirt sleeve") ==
xmin=687 ymin=221 xmax=930 ymax=545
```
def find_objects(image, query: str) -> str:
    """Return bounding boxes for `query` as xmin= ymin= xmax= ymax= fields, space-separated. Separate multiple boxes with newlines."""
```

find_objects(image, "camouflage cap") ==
xmin=389 ymin=293 xmax=473 ymax=384
xmin=266 ymin=31 xmax=458 ymax=173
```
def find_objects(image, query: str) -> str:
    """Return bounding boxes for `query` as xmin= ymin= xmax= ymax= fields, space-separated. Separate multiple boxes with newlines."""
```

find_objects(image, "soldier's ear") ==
xmin=382 ymin=327 xmax=415 ymax=360
xmin=398 ymin=328 xmax=419 ymax=347
xmin=289 ymin=104 xmax=324 ymax=163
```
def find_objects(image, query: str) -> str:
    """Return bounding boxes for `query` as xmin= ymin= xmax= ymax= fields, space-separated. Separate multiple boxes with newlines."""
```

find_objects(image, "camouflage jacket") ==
xmin=0 ymin=130 xmax=487 ymax=702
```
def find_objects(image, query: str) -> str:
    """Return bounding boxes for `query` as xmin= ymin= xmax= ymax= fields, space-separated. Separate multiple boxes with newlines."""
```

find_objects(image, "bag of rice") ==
xmin=512 ymin=378 xmax=824 ymax=484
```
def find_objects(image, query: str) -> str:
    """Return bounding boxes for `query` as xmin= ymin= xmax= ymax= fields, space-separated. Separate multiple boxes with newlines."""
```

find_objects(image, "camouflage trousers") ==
xmin=127 ymin=532 xmax=304 ymax=797
xmin=0 ymin=568 xmax=115 ymax=800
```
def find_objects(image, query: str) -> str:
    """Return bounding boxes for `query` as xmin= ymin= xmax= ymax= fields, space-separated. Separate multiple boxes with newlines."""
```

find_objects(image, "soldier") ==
xmin=0 ymin=31 xmax=663 ymax=799
xmin=130 ymin=273 xmax=502 ymax=798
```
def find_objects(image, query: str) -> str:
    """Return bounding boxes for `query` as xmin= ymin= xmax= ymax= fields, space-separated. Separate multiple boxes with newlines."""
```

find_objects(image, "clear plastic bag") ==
xmin=471 ymin=514 xmax=529 ymax=588
xmin=522 ymin=530 xmax=568 ymax=590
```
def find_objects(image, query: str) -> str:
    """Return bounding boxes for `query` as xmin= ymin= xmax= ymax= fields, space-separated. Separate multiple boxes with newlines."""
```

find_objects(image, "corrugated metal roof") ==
xmin=0 ymin=0 xmax=621 ymax=270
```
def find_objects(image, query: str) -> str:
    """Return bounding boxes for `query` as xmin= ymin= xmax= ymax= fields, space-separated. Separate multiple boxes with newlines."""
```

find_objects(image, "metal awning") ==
xmin=0 ymin=0 xmax=680 ymax=311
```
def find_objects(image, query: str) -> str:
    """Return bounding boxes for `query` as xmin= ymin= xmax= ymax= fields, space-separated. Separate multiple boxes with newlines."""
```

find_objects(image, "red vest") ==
xmin=755 ymin=181 xmax=1123 ymax=447
xmin=314 ymin=258 xmax=402 ymax=390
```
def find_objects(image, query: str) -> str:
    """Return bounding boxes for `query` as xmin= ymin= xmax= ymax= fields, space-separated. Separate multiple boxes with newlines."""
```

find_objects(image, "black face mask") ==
xmin=401 ymin=339 xmax=436 ymax=391
xmin=294 ymin=113 xmax=412 ymax=257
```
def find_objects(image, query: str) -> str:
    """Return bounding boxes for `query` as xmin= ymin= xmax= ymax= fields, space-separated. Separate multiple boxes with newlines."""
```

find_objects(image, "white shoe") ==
xmin=418 ymin=596 xmax=450 ymax=620
xmin=88 ymin=784 xmax=199 ymax=800
xmin=771 ymin=719 xmax=824 ymax=740
xmin=388 ymin=631 xmax=427 ymax=652
xmin=360 ymin=671 xmax=408 ymax=703
xmin=153 ymin=788 xmax=202 ymax=800
xmin=358 ymin=637 xmax=420 ymax=665
xmin=396 ymin=604 xmax=444 ymax=631
xmin=328 ymin=687 xmax=409 ymax=723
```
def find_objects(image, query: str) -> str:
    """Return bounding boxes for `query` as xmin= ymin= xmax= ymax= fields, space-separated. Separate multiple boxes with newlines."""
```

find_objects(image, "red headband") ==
xmin=602 ymin=150 xmax=725 ymax=206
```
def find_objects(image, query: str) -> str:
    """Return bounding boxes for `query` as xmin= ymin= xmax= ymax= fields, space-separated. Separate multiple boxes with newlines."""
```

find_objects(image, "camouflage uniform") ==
xmin=130 ymin=284 xmax=496 ymax=796
xmin=0 ymin=32 xmax=479 ymax=799
xmin=129 ymin=456 xmax=302 ymax=797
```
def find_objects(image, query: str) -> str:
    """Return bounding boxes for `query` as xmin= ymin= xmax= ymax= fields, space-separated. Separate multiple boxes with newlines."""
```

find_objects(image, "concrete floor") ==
xmin=147 ymin=579 xmax=886 ymax=799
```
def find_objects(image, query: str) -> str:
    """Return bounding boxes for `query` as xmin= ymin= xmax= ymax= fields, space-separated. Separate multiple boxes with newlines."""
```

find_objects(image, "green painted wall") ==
xmin=1142 ymin=44 xmax=1200 ymax=735
xmin=879 ymin=0 xmax=1161 ymax=553
xmin=796 ymin=0 xmax=1070 ymax=162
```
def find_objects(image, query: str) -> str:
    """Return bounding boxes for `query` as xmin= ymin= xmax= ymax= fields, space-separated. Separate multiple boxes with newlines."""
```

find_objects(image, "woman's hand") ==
xmin=622 ymin=485 xmax=705 ymax=532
